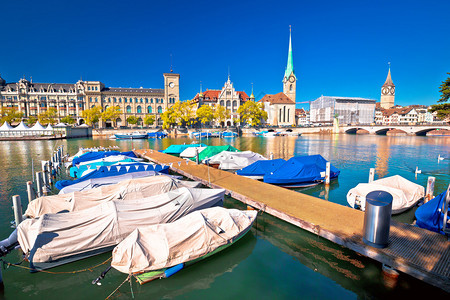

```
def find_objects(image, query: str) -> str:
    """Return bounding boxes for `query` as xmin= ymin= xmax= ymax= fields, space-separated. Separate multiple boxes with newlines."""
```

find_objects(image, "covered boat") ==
xmin=70 ymin=156 xmax=143 ymax=178
xmin=236 ymin=159 xmax=286 ymax=180
xmin=264 ymin=155 xmax=340 ymax=187
xmin=179 ymin=146 xmax=207 ymax=159
xmin=55 ymin=163 xmax=169 ymax=190
xmin=221 ymin=131 xmax=238 ymax=138
xmin=205 ymin=151 xmax=267 ymax=170
xmin=17 ymin=187 xmax=225 ymax=270
xmin=115 ymin=132 xmax=147 ymax=139
xmin=26 ymin=176 xmax=186 ymax=218
xmin=72 ymin=150 xmax=137 ymax=165
xmin=147 ymin=132 xmax=167 ymax=139
xmin=415 ymin=187 xmax=450 ymax=235
xmin=163 ymin=143 xmax=207 ymax=156
xmin=194 ymin=145 xmax=239 ymax=162
xmin=347 ymin=175 xmax=425 ymax=214
xmin=111 ymin=207 xmax=257 ymax=283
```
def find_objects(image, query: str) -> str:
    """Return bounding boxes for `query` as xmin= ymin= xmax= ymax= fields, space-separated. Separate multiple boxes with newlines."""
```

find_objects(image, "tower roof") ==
xmin=284 ymin=26 xmax=295 ymax=79
xmin=382 ymin=67 xmax=395 ymax=87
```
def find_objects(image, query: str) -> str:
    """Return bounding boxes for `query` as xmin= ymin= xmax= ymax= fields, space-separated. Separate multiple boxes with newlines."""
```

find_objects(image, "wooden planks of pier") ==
xmin=135 ymin=149 xmax=449 ymax=293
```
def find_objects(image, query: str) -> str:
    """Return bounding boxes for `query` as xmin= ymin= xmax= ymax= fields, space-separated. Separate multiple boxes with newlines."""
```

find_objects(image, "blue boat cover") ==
xmin=415 ymin=191 xmax=448 ymax=235
xmin=147 ymin=132 xmax=167 ymax=138
xmin=163 ymin=144 xmax=207 ymax=155
xmin=236 ymin=159 xmax=286 ymax=177
xmin=263 ymin=155 xmax=340 ymax=185
xmin=69 ymin=158 xmax=139 ymax=178
xmin=72 ymin=151 xmax=137 ymax=165
xmin=55 ymin=163 xmax=169 ymax=190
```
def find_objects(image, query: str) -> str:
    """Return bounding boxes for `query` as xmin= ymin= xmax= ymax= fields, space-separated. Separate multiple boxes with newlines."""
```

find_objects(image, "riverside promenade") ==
xmin=135 ymin=149 xmax=449 ymax=293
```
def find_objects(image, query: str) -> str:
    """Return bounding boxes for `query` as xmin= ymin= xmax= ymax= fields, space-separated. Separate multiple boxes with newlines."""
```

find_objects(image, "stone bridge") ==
xmin=340 ymin=125 xmax=450 ymax=135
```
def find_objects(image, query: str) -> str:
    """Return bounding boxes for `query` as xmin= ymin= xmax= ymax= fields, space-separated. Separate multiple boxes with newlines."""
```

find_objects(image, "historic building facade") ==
xmin=0 ymin=72 xmax=180 ymax=127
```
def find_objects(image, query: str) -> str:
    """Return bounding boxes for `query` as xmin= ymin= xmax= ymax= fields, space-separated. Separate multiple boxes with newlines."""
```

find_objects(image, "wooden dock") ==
xmin=135 ymin=149 xmax=450 ymax=293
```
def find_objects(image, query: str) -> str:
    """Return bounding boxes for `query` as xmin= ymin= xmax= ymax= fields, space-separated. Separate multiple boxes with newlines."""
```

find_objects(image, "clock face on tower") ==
xmin=390 ymin=86 xmax=395 ymax=95
xmin=382 ymin=87 xmax=389 ymax=95
xmin=169 ymin=82 xmax=174 ymax=88
xmin=289 ymin=76 xmax=295 ymax=83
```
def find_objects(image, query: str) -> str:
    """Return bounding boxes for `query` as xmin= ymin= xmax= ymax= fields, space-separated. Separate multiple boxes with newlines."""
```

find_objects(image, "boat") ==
xmin=346 ymin=175 xmax=425 ymax=214
xmin=205 ymin=151 xmax=267 ymax=171
xmin=72 ymin=150 xmax=137 ymax=166
xmin=55 ymin=163 xmax=170 ymax=190
xmin=179 ymin=146 xmax=207 ymax=159
xmin=415 ymin=186 xmax=450 ymax=235
xmin=192 ymin=132 xmax=212 ymax=139
xmin=110 ymin=207 xmax=257 ymax=283
xmin=263 ymin=155 xmax=340 ymax=188
xmin=262 ymin=131 xmax=279 ymax=137
xmin=69 ymin=155 xmax=143 ymax=178
xmin=193 ymin=145 xmax=239 ymax=162
xmin=236 ymin=159 xmax=286 ymax=180
xmin=147 ymin=132 xmax=167 ymax=139
xmin=221 ymin=131 xmax=238 ymax=138
xmin=114 ymin=131 xmax=148 ymax=139
xmin=16 ymin=187 xmax=226 ymax=270
xmin=162 ymin=143 xmax=207 ymax=156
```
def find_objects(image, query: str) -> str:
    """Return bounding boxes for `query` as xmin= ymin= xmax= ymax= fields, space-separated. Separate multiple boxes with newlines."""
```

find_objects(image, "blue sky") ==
xmin=0 ymin=0 xmax=449 ymax=109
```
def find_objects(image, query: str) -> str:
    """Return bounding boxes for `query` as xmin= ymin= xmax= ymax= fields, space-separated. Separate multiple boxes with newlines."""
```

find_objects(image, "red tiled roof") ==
xmin=259 ymin=92 xmax=295 ymax=104
xmin=193 ymin=90 xmax=250 ymax=102
xmin=237 ymin=91 xmax=250 ymax=101
xmin=295 ymin=108 xmax=306 ymax=115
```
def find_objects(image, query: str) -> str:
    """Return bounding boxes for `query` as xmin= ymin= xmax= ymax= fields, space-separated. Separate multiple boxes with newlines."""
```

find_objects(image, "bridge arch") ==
xmin=345 ymin=128 xmax=364 ymax=134
xmin=415 ymin=128 xmax=447 ymax=136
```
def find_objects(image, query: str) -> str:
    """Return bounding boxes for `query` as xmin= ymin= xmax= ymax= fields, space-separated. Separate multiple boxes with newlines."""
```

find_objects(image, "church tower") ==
xmin=283 ymin=26 xmax=296 ymax=102
xmin=380 ymin=64 xmax=395 ymax=109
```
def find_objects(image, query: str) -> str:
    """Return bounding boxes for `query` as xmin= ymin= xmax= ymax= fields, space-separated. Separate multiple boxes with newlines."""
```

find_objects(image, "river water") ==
xmin=0 ymin=134 xmax=448 ymax=299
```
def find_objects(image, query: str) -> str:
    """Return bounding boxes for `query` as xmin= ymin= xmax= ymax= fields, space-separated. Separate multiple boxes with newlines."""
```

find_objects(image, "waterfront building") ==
xmin=193 ymin=76 xmax=250 ymax=126
xmin=380 ymin=66 xmax=395 ymax=109
xmin=0 ymin=72 xmax=180 ymax=127
xmin=310 ymin=96 xmax=376 ymax=125
xmin=375 ymin=105 xmax=441 ymax=125
xmin=295 ymin=108 xmax=309 ymax=126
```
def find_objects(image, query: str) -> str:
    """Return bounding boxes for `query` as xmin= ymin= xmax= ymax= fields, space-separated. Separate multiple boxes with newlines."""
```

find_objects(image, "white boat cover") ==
xmin=0 ymin=121 xmax=13 ymax=130
xmin=30 ymin=121 xmax=46 ymax=130
xmin=111 ymin=207 xmax=257 ymax=274
xmin=206 ymin=151 xmax=267 ymax=170
xmin=346 ymin=175 xmax=425 ymax=214
xmin=12 ymin=120 xmax=30 ymax=130
xmin=17 ymin=187 xmax=225 ymax=265
xmin=25 ymin=176 xmax=184 ymax=218
xmin=180 ymin=147 xmax=207 ymax=158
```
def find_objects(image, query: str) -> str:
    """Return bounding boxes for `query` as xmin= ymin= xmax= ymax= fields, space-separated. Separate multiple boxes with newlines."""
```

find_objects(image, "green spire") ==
xmin=284 ymin=25 xmax=295 ymax=79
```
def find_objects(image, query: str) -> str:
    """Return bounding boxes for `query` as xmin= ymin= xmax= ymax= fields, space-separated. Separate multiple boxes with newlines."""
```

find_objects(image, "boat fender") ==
xmin=164 ymin=263 xmax=184 ymax=278
xmin=0 ymin=229 xmax=18 ymax=257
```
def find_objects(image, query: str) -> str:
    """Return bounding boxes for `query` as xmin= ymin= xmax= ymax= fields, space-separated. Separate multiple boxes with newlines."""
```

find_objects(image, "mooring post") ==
xmin=369 ymin=168 xmax=375 ymax=183
xmin=12 ymin=195 xmax=23 ymax=227
xmin=269 ymin=152 xmax=274 ymax=160
xmin=195 ymin=148 xmax=199 ymax=164
xmin=41 ymin=163 xmax=48 ymax=187
xmin=425 ymin=176 xmax=435 ymax=203
xmin=36 ymin=171 xmax=43 ymax=197
xmin=325 ymin=162 xmax=331 ymax=186
xmin=26 ymin=181 xmax=35 ymax=203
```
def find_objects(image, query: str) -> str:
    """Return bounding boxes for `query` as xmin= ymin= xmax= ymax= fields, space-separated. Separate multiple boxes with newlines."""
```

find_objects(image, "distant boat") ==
xmin=147 ymin=132 xmax=167 ymax=139
xmin=115 ymin=131 xmax=147 ymax=139
xmin=110 ymin=207 xmax=257 ymax=284
xmin=221 ymin=131 xmax=238 ymax=138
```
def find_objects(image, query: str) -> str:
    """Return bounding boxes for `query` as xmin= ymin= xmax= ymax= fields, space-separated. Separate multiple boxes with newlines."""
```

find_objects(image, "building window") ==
xmin=88 ymin=86 xmax=91 ymax=91
xmin=140 ymin=98 xmax=143 ymax=103
xmin=148 ymin=106 xmax=152 ymax=113
xmin=145 ymin=98 xmax=148 ymax=103
xmin=157 ymin=106 xmax=162 ymax=113
xmin=151 ymin=98 xmax=153 ymax=103
xmin=135 ymin=98 xmax=138 ymax=103
xmin=160 ymin=98 xmax=164 ymax=104
xmin=290 ymin=84 xmax=293 ymax=92
xmin=89 ymin=97 xmax=92 ymax=102
xmin=95 ymin=97 xmax=98 ymax=103
xmin=126 ymin=105 xmax=131 ymax=113
xmin=137 ymin=106 xmax=142 ymax=113
xmin=119 ymin=98 xmax=122 ymax=103
xmin=124 ymin=98 xmax=127 ymax=103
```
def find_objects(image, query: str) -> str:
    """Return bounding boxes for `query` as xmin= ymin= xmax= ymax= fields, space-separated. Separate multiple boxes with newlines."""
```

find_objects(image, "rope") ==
xmin=3 ymin=256 xmax=111 ymax=274
xmin=105 ymin=275 xmax=130 ymax=300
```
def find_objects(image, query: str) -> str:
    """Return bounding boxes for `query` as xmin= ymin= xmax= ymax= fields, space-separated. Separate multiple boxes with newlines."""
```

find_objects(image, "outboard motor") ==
xmin=0 ymin=229 xmax=19 ymax=257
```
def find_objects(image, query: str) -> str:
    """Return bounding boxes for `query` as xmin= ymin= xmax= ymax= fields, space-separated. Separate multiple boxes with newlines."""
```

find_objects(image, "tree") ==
xmin=196 ymin=105 xmax=214 ymax=125
xmin=179 ymin=101 xmax=197 ymax=127
xmin=213 ymin=104 xmax=230 ymax=127
xmin=429 ymin=73 xmax=450 ymax=121
xmin=61 ymin=116 xmax=76 ymax=125
xmin=26 ymin=116 xmax=37 ymax=126
xmin=126 ymin=115 xmax=139 ymax=126
xmin=161 ymin=105 xmax=179 ymax=129
xmin=237 ymin=100 xmax=268 ymax=127
xmin=0 ymin=108 xmax=23 ymax=124
xmin=38 ymin=108 xmax=58 ymax=125
xmin=143 ymin=115 xmax=155 ymax=126
xmin=160 ymin=101 xmax=197 ymax=129
xmin=101 ymin=106 xmax=121 ymax=126
xmin=80 ymin=106 xmax=102 ymax=126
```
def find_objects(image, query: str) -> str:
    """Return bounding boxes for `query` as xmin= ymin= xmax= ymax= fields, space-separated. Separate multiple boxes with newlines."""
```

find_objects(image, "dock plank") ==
xmin=136 ymin=149 xmax=450 ymax=293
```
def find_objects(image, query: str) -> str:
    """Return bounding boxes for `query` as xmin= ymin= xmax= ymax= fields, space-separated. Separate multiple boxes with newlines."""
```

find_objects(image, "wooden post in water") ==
xmin=47 ymin=161 xmax=53 ymax=185
xmin=26 ymin=181 xmax=35 ymax=203
xmin=369 ymin=168 xmax=375 ymax=183
xmin=41 ymin=162 xmax=48 ymax=187
xmin=325 ymin=162 xmax=331 ymax=186
xmin=425 ymin=176 xmax=435 ymax=203
xmin=12 ymin=195 xmax=23 ymax=227
xmin=36 ymin=171 xmax=43 ymax=197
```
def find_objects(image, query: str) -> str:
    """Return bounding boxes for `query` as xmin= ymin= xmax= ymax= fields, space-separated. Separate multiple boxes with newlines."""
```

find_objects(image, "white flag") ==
xmin=96 ymin=166 xmax=101 ymax=170
xmin=87 ymin=165 xmax=91 ymax=170
xmin=125 ymin=166 xmax=130 ymax=172
xmin=144 ymin=165 xmax=149 ymax=170
xmin=135 ymin=165 xmax=139 ymax=170
xmin=116 ymin=166 xmax=122 ymax=172
xmin=107 ymin=166 xmax=111 ymax=172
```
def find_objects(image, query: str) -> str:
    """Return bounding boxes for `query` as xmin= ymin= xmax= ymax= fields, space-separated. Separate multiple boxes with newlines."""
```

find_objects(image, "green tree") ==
xmin=38 ymin=108 xmax=58 ymax=125
xmin=161 ymin=101 xmax=197 ymax=129
xmin=429 ymin=73 xmax=450 ymax=121
xmin=143 ymin=115 xmax=155 ymax=126
xmin=179 ymin=101 xmax=197 ymax=127
xmin=61 ymin=116 xmax=76 ymax=125
xmin=161 ymin=105 xmax=179 ymax=129
xmin=26 ymin=116 xmax=38 ymax=126
xmin=196 ymin=105 xmax=214 ymax=125
xmin=101 ymin=106 xmax=121 ymax=126
xmin=237 ymin=100 xmax=268 ymax=127
xmin=0 ymin=108 xmax=24 ymax=124
xmin=213 ymin=104 xmax=230 ymax=127
xmin=80 ymin=106 xmax=102 ymax=126
xmin=126 ymin=115 xmax=139 ymax=126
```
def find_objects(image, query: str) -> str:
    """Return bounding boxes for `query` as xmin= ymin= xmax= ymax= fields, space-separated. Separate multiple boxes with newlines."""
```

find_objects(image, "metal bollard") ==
xmin=325 ymin=162 xmax=331 ymax=186
xmin=269 ymin=152 xmax=274 ymax=160
xmin=425 ymin=176 xmax=435 ymax=203
xmin=363 ymin=190 xmax=393 ymax=248
xmin=26 ymin=181 xmax=36 ymax=203
xmin=12 ymin=195 xmax=23 ymax=227
xmin=369 ymin=168 xmax=375 ymax=183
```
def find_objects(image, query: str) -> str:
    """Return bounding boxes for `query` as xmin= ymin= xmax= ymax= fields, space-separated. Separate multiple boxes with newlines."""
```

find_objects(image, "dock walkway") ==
xmin=135 ymin=149 xmax=449 ymax=293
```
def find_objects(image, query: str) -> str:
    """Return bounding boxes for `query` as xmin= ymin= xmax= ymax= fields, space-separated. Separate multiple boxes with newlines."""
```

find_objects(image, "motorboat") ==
xmin=236 ymin=159 xmax=286 ymax=180
xmin=221 ymin=131 xmax=238 ymax=138
xmin=194 ymin=145 xmax=239 ymax=162
xmin=147 ymin=132 xmax=167 ymax=139
xmin=205 ymin=151 xmax=267 ymax=171
xmin=180 ymin=146 xmax=207 ymax=159
xmin=110 ymin=207 xmax=257 ymax=284
xmin=347 ymin=175 xmax=425 ymax=214
xmin=69 ymin=155 xmax=143 ymax=178
xmin=263 ymin=155 xmax=340 ymax=188
xmin=114 ymin=131 xmax=148 ymax=139
xmin=162 ymin=143 xmax=207 ymax=156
